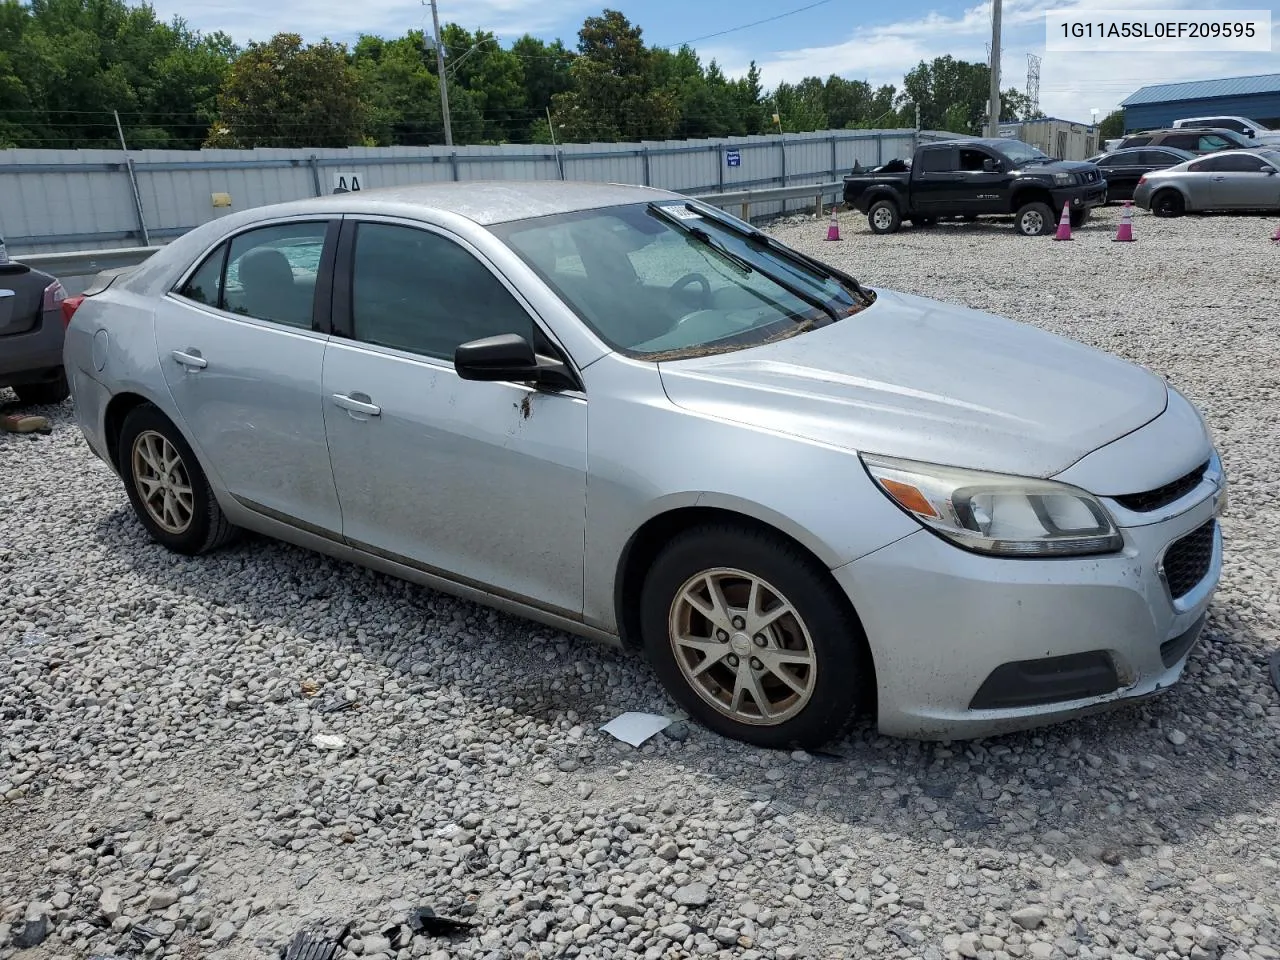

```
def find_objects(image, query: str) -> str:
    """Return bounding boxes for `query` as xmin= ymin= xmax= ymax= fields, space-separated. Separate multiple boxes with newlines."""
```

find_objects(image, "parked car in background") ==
xmin=1085 ymin=146 xmax=1197 ymax=202
xmin=1171 ymin=115 xmax=1280 ymax=146
xmin=1133 ymin=148 xmax=1280 ymax=216
xmin=1103 ymin=138 xmax=1125 ymax=153
xmin=0 ymin=256 xmax=71 ymax=405
xmin=843 ymin=138 xmax=1105 ymax=236
xmin=1117 ymin=127 xmax=1255 ymax=154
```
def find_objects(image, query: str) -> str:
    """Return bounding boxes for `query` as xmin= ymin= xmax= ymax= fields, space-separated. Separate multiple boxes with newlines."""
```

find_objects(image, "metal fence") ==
xmin=0 ymin=128 xmax=963 ymax=256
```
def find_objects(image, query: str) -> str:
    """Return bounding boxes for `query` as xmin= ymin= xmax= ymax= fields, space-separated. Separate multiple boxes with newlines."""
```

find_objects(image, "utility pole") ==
xmin=428 ymin=0 xmax=453 ymax=146
xmin=987 ymin=0 xmax=1002 ymax=137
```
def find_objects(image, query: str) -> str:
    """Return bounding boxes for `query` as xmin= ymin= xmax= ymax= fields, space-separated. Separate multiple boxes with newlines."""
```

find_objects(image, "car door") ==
xmin=910 ymin=146 xmax=962 ymax=213
xmin=1178 ymin=156 xmax=1224 ymax=209
xmin=154 ymin=218 xmax=344 ymax=535
xmin=321 ymin=217 xmax=588 ymax=618
xmin=954 ymin=145 xmax=1010 ymax=213
xmin=1209 ymin=153 xmax=1280 ymax=208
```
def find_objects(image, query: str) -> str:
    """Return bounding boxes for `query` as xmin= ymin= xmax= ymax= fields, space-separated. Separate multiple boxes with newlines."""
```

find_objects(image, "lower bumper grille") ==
xmin=1162 ymin=519 xmax=1216 ymax=600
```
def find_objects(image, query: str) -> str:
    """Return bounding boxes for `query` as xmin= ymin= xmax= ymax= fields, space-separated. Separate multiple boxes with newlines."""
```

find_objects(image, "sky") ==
xmin=151 ymin=0 xmax=1280 ymax=121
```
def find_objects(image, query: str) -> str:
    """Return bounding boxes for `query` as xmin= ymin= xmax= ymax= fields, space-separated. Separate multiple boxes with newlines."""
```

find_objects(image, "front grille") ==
xmin=1161 ymin=520 xmax=1216 ymax=600
xmin=1076 ymin=170 xmax=1099 ymax=184
xmin=1114 ymin=460 xmax=1209 ymax=512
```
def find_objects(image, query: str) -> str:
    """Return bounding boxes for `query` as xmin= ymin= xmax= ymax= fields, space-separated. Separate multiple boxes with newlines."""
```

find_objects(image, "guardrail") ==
xmin=19 ymin=180 xmax=850 ymax=281
xmin=689 ymin=181 xmax=845 ymax=221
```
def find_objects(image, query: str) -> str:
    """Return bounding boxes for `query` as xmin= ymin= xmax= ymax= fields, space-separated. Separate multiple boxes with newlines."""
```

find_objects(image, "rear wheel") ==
xmin=117 ymin=404 xmax=238 ymax=555
xmin=867 ymin=200 xmax=902 ymax=235
xmin=640 ymin=523 xmax=872 ymax=749
xmin=13 ymin=372 xmax=69 ymax=406
xmin=1152 ymin=189 xmax=1185 ymax=217
xmin=1015 ymin=201 xmax=1055 ymax=236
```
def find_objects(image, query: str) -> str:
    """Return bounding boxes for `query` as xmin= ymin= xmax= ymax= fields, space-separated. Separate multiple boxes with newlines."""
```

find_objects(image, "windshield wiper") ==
xmin=678 ymin=201 xmax=874 ymax=305
xmin=647 ymin=202 xmax=839 ymax=325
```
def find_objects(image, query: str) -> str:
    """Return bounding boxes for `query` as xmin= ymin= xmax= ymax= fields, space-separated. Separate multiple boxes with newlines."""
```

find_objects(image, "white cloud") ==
xmin=155 ymin=0 xmax=595 ymax=46
xmin=709 ymin=0 xmax=1279 ymax=120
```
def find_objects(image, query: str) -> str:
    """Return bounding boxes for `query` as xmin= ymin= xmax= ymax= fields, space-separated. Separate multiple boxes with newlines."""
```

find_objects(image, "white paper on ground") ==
xmin=599 ymin=711 xmax=673 ymax=747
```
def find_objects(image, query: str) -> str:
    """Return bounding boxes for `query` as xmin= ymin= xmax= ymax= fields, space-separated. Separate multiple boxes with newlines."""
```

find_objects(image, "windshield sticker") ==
xmin=663 ymin=205 xmax=704 ymax=220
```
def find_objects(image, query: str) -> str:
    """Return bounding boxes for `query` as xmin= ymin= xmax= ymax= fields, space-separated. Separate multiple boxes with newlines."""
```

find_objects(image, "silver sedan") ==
xmin=1134 ymin=148 xmax=1280 ymax=216
xmin=63 ymin=181 xmax=1225 ymax=746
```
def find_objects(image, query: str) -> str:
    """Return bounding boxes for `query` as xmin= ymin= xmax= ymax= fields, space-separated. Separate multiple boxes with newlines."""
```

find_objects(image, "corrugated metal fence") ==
xmin=0 ymin=128 xmax=962 ymax=255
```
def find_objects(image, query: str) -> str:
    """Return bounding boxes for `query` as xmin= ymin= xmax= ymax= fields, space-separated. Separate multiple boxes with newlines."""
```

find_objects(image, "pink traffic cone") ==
xmin=1053 ymin=201 xmax=1073 ymax=241
xmin=1271 ymin=222 xmax=1280 ymax=242
xmin=1113 ymin=200 xmax=1135 ymax=242
xmin=825 ymin=209 xmax=841 ymax=241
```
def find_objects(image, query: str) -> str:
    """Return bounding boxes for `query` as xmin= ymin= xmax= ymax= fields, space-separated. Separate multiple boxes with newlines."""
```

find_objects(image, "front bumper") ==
xmin=1050 ymin=182 xmax=1107 ymax=211
xmin=836 ymin=472 xmax=1223 ymax=740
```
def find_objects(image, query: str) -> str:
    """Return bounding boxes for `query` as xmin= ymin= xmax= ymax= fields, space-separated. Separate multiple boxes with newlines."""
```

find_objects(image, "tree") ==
xmin=771 ymin=77 xmax=827 ymax=131
xmin=550 ymin=9 xmax=678 ymax=142
xmin=436 ymin=25 xmax=526 ymax=142
xmin=206 ymin=33 xmax=367 ymax=147
xmin=1098 ymin=109 xmax=1124 ymax=139
xmin=511 ymin=33 xmax=573 ymax=131
xmin=898 ymin=55 xmax=990 ymax=133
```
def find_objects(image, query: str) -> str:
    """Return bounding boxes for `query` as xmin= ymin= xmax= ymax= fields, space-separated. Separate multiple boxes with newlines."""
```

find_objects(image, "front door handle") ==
xmin=171 ymin=349 xmax=207 ymax=369
xmin=332 ymin=393 xmax=381 ymax=417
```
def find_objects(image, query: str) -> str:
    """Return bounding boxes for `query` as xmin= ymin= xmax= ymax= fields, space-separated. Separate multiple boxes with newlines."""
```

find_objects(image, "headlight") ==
xmin=1053 ymin=172 xmax=1072 ymax=185
xmin=861 ymin=454 xmax=1123 ymax=557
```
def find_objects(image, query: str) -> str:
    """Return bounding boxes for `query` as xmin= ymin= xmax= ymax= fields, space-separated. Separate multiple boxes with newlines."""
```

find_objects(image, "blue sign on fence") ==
xmin=726 ymin=149 xmax=741 ymax=167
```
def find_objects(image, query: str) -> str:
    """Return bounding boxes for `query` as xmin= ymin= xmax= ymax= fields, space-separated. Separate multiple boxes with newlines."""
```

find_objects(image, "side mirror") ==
xmin=1264 ymin=166 xmax=1278 ymax=175
xmin=454 ymin=333 xmax=576 ymax=389
xmin=982 ymin=158 xmax=996 ymax=172
xmin=1243 ymin=128 xmax=1254 ymax=137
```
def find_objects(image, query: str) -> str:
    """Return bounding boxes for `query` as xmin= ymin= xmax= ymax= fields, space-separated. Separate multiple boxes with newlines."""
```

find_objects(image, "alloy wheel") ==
xmin=667 ymin=567 xmax=818 ymax=725
xmin=131 ymin=430 xmax=195 ymax=535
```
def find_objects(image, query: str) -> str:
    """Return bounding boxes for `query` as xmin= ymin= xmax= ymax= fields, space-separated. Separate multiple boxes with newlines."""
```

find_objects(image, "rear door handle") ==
xmin=332 ymin=393 xmax=381 ymax=417
xmin=171 ymin=349 xmax=207 ymax=369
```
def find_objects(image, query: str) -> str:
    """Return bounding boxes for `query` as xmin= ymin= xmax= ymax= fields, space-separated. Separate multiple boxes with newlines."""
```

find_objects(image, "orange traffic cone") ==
xmin=1113 ymin=200 xmax=1135 ymax=242
xmin=825 ymin=209 xmax=841 ymax=241
xmin=1053 ymin=201 xmax=1073 ymax=241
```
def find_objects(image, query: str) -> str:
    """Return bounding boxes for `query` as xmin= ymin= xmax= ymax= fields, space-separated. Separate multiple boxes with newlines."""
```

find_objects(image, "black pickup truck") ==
xmin=843 ymin=138 xmax=1107 ymax=236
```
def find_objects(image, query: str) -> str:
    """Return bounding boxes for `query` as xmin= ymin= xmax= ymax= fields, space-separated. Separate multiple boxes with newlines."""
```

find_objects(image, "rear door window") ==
xmin=1121 ymin=136 xmax=1152 ymax=148
xmin=918 ymin=148 xmax=956 ymax=172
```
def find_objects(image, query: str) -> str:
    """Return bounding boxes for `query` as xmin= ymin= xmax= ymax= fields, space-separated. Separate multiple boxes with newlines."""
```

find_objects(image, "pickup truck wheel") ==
xmin=1069 ymin=207 xmax=1090 ymax=228
xmin=1015 ymin=201 xmax=1055 ymax=237
xmin=868 ymin=200 xmax=902 ymax=235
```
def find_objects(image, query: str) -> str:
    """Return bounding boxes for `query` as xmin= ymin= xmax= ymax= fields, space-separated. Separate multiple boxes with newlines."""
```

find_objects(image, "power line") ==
xmin=656 ymin=0 xmax=838 ymax=50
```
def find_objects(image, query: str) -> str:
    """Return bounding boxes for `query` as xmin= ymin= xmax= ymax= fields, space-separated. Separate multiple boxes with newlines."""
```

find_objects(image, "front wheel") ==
xmin=1070 ymin=207 xmax=1090 ymax=228
xmin=1015 ymin=201 xmax=1056 ymax=236
xmin=867 ymin=200 xmax=902 ymax=235
xmin=117 ymin=404 xmax=238 ymax=555
xmin=1151 ymin=190 xmax=1185 ymax=217
xmin=640 ymin=524 xmax=872 ymax=749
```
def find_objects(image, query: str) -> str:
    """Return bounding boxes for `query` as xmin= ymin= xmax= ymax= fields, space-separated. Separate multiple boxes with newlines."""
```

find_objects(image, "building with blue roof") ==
xmin=1121 ymin=73 xmax=1280 ymax=132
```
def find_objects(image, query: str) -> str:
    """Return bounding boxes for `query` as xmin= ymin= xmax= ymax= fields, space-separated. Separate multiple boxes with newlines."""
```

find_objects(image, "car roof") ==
xmin=243 ymin=180 xmax=683 ymax=227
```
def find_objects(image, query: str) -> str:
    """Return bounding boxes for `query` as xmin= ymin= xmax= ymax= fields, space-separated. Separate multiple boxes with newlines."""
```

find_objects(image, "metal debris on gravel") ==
xmin=1 ymin=204 xmax=1278 ymax=960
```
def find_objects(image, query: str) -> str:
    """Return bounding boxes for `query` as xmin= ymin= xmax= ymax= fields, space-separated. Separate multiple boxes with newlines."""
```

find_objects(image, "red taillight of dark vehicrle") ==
xmin=1137 ymin=175 xmax=1147 ymax=185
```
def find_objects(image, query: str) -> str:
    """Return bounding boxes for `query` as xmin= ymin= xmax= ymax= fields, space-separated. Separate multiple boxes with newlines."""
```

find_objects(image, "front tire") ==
xmin=1015 ymin=201 xmax=1055 ymax=236
xmin=1152 ymin=189 xmax=1185 ymax=217
xmin=13 ymin=372 xmax=70 ymax=406
xmin=1069 ymin=207 xmax=1090 ymax=228
xmin=640 ymin=524 xmax=872 ymax=749
xmin=867 ymin=200 xmax=902 ymax=235
xmin=117 ymin=404 xmax=237 ymax=555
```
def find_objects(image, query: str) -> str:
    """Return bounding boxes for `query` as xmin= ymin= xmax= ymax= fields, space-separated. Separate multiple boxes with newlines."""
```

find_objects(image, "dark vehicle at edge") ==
xmin=1085 ymin=146 xmax=1198 ymax=203
xmin=842 ymin=138 xmax=1106 ymax=237
xmin=0 ymin=256 xmax=71 ymax=405
xmin=1115 ymin=127 xmax=1255 ymax=155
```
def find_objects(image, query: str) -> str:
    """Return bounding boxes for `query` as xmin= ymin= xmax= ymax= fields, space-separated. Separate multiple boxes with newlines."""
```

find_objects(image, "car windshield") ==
xmin=490 ymin=201 xmax=870 ymax=359
xmin=992 ymin=140 xmax=1050 ymax=164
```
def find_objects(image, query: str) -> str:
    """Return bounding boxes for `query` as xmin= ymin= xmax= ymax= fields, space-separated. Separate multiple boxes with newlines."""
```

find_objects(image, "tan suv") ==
xmin=1117 ymin=127 xmax=1253 ymax=155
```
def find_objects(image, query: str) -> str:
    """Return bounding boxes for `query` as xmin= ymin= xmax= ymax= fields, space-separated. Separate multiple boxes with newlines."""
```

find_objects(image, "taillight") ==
xmin=61 ymin=294 xmax=85 ymax=327
xmin=1137 ymin=175 xmax=1147 ymax=185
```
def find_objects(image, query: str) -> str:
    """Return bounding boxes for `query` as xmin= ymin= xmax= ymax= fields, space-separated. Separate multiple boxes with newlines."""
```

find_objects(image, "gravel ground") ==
xmin=2 ymin=203 xmax=1279 ymax=960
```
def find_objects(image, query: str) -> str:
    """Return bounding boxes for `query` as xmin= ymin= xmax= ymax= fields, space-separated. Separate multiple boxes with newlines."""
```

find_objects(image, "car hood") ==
xmin=657 ymin=289 xmax=1169 ymax=479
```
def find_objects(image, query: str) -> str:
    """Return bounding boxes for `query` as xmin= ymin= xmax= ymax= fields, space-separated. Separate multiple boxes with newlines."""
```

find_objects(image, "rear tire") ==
xmin=867 ymin=200 xmax=902 ymax=235
xmin=1152 ymin=189 xmax=1185 ymax=218
xmin=117 ymin=404 xmax=238 ymax=555
xmin=13 ymin=372 xmax=70 ymax=406
xmin=1015 ymin=201 xmax=1055 ymax=236
xmin=640 ymin=523 xmax=872 ymax=749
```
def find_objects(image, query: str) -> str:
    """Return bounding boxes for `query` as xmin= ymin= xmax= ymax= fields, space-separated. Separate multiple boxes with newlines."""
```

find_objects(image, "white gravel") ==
xmin=2 ymin=203 xmax=1279 ymax=960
